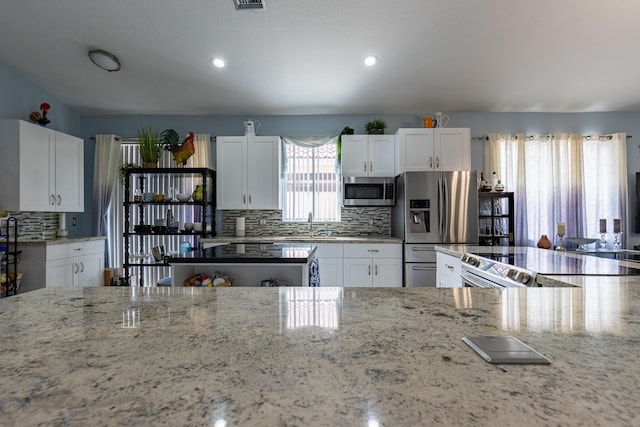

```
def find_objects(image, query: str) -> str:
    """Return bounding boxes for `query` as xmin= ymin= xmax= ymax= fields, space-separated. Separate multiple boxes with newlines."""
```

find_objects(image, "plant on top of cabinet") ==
xmin=118 ymin=163 xmax=138 ymax=187
xmin=365 ymin=118 xmax=387 ymax=135
xmin=137 ymin=125 xmax=162 ymax=168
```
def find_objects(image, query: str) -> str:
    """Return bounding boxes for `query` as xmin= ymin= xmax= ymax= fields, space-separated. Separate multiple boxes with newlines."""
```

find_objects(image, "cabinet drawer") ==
xmin=343 ymin=243 xmax=402 ymax=258
xmin=313 ymin=243 xmax=344 ymax=258
xmin=47 ymin=240 xmax=104 ymax=261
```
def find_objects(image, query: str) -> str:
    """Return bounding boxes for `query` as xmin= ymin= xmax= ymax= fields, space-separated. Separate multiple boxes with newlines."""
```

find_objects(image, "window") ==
xmin=487 ymin=133 xmax=627 ymax=247
xmin=282 ymin=138 xmax=340 ymax=222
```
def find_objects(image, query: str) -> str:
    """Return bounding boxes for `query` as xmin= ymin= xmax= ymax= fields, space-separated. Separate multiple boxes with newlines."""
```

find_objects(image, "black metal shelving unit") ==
xmin=478 ymin=192 xmax=515 ymax=246
xmin=1 ymin=217 xmax=21 ymax=297
xmin=123 ymin=168 xmax=216 ymax=286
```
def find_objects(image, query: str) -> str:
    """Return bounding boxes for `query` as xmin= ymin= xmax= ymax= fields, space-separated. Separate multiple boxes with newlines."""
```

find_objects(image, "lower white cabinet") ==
xmin=314 ymin=243 xmax=344 ymax=286
xmin=46 ymin=240 xmax=105 ymax=287
xmin=343 ymin=243 xmax=402 ymax=287
xmin=436 ymin=252 xmax=462 ymax=288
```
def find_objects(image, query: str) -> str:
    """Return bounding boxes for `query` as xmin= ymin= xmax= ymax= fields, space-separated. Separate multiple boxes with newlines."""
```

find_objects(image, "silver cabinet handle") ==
xmin=436 ymin=156 xmax=440 ymax=168
xmin=57 ymin=195 xmax=62 ymax=205
xmin=243 ymin=194 xmax=246 ymax=204
xmin=363 ymin=161 xmax=367 ymax=172
xmin=411 ymin=247 xmax=432 ymax=252
xmin=368 ymin=264 xmax=371 ymax=276
xmin=74 ymin=263 xmax=79 ymax=274
xmin=79 ymin=262 xmax=85 ymax=273
xmin=367 ymin=249 xmax=379 ymax=253
xmin=446 ymin=264 xmax=454 ymax=271
xmin=429 ymin=156 xmax=433 ymax=168
xmin=50 ymin=194 xmax=56 ymax=206
xmin=369 ymin=161 xmax=373 ymax=172
xmin=375 ymin=264 xmax=378 ymax=275
xmin=248 ymin=194 xmax=252 ymax=205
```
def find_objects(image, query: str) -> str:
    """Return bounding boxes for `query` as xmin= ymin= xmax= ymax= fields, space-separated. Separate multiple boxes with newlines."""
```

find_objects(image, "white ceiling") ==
xmin=2 ymin=0 xmax=640 ymax=116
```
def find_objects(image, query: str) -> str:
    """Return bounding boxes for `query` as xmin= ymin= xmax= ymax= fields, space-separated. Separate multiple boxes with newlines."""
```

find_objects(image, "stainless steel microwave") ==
xmin=343 ymin=176 xmax=396 ymax=207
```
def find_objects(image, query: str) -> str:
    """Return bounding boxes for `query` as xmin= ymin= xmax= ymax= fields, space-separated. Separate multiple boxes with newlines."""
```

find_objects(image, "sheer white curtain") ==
xmin=486 ymin=132 xmax=628 ymax=248
xmin=190 ymin=133 xmax=212 ymax=168
xmin=93 ymin=134 xmax=121 ymax=266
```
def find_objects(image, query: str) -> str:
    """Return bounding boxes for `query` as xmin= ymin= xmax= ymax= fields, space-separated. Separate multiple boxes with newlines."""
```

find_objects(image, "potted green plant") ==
xmin=118 ymin=162 xmax=138 ymax=187
xmin=365 ymin=118 xmax=387 ymax=135
xmin=137 ymin=125 xmax=162 ymax=167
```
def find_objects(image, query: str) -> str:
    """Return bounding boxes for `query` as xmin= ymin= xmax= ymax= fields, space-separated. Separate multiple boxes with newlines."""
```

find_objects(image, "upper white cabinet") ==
xmin=342 ymin=134 xmax=395 ymax=177
xmin=217 ymin=136 xmax=281 ymax=210
xmin=0 ymin=120 xmax=84 ymax=212
xmin=395 ymin=128 xmax=470 ymax=173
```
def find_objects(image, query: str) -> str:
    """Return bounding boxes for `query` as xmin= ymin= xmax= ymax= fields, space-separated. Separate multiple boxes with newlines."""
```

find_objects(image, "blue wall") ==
xmin=2 ymin=58 xmax=640 ymax=245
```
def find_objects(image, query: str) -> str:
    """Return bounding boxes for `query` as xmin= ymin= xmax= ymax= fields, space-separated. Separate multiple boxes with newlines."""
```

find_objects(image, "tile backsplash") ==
xmin=220 ymin=207 xmax=390 ymax=237
xmin=1 ymin=212 xmax=58 ymax=239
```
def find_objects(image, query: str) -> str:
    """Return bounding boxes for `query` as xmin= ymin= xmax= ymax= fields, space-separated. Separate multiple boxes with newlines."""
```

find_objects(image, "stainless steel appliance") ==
xmin=343 ymin=176 xmax=396 ymax=207
xmin=392 ymin=171 xmax=478 ymax=287
xmin=460 ymin=253 xmax=536 ymax=288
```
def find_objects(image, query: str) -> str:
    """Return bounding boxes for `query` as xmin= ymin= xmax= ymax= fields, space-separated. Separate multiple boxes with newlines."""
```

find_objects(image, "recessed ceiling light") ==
xmin=364 ymin=55 xmax=378 ymax=66
xmin=211 ymin=58 xmax=226 ymax=68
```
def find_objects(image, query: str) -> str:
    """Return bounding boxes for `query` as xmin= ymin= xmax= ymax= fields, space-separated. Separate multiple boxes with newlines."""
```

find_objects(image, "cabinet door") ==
xmin=317 ymin=257 xmax=343 ymax=286
xmin=46 ymin=257 xmax=77 ymax=287
xmin=436 ymin=252 xmax=462 ymax=288
xmin=246 ymin=136 xmax=280 ymax=209
xmin=343 ymin=258 xmax=373 ymax=287
xmin=77 ymin=252 xmax=104 ymax=287
xmin=435 ymin=128 xmax=470 ymax=171
xmin=54 ymin=131 xmax=84 ymax=212
xmin=372 ymin=258 xmax=403 ymax=287
xmin=19 ymin=122 xmax=53 ymax=211
xmin=396 ymin=129 xmax=435 ymax=172
xmin=341 ymin=135 xmax=369 ymax=177
xmin=367 ymin=135 xmax=395 ymax=177
xmin=217 ymin=136 xmax=247 ymax=209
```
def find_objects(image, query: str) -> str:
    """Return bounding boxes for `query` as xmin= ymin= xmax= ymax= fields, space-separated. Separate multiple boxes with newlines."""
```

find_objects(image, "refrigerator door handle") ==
xmin=438 ymin=176 xmax=444 ymax=237
xmin=443 ymin=177 xmax=449 ymax=238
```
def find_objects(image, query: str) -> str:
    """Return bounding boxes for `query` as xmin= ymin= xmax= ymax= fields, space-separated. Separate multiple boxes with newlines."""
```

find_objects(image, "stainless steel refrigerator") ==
xmin=392 ymin=171 xmax=478 ymax=287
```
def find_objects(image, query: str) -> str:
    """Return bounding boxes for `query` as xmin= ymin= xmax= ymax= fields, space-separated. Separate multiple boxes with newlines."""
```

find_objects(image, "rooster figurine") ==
xmin=161 ymin=129 xmax=195 ymax=166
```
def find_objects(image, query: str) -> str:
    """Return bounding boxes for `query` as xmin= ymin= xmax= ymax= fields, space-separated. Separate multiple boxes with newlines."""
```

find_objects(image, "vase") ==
xmin=142 ymin=162 xmax=157 ymax=168
xmin=537 ymin=234 xmax=552 ymax=249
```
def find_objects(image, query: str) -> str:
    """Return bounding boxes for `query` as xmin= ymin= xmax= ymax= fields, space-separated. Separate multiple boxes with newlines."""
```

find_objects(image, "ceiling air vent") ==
xmin=234 ymin=0 xmax=266 ymax=10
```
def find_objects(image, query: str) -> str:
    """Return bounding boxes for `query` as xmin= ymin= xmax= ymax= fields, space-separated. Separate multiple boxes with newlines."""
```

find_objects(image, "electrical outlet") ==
xmin=369 ymin=219 xmax=374 ymax=226
xmin=259 ymin=219 xmax=266 ymax=225
xmin=72 ymin=217 xmax=77 ymax=226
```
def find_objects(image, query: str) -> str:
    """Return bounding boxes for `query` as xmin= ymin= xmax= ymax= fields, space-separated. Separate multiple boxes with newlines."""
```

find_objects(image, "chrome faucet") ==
xmin=307 ymin=211 xmax=313 ymax=236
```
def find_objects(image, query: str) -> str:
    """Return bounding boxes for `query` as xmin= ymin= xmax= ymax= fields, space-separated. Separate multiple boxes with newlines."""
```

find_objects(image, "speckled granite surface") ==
xmin=1 ymin=286 xmax=639 ymax=426
xmin=203 ymin=235 xmax=403 ymax=244
xmin=14 ymin=236 xmax=107 ymax=245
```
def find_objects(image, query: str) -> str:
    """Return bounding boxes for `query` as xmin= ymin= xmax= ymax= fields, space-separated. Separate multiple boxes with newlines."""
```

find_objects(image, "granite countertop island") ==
xmin=1 ymin=286 xmax=639 ymax=426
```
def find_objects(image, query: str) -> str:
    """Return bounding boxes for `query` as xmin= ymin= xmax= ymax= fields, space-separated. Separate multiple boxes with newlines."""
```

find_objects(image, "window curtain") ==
xmin=486 ymin=132 xmax=628 ymax=248
xmin=190 ymin=133 xmax=212 ymax=168
xmin=281 ymin=135 xmax=339 ymax=177
xmin=93 ymin=134 xmax=121 ymax=267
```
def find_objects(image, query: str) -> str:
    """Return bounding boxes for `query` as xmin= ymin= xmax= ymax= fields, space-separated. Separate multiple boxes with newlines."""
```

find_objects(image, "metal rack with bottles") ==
xmin=478 ymin=192 xmax=514 ymax=246
xmin=1 ymin=217 xmax=21 ymax=297
xmin=123 ymin=168 xmax=216 ymax=286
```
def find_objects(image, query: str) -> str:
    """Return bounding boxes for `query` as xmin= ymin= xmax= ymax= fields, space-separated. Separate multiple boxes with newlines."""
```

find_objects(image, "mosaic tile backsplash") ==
xmin=220 ymin=207 xmax=391 ymax=237
xmin=1 ymin=212 xmax=58 ymax=239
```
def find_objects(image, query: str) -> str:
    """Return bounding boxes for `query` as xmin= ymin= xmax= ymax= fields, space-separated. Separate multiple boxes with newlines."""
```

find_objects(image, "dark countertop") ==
xmin=166 ymin=243 xmax=316 ymax=264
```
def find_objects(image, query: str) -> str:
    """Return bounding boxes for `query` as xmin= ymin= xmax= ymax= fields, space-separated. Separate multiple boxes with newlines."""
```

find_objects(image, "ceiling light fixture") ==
xmin=88 ymin=49 xmax=121 ymax=72
xmin=211 ymin=58 xmax=226 ymax=68
xmin=364 ymin=55 xmax=378 ymax=66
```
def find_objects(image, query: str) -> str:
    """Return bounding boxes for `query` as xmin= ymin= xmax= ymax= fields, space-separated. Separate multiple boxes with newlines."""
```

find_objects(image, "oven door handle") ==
xmin=460 ymin=270 xmax=503 ymax=288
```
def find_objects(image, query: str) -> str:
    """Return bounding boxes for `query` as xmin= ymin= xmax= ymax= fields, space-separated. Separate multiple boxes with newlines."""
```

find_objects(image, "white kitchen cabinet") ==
xmin=342 ymin=134 xmax=395 ymax=177
xmin=217 ymin=136 xmax=281 ymax=209
xmin=343 ymin=243 xmax=402 ymax=287
xmin=395 ymin=128 xmax=470 ymax=173
xmin=311 ymin=243 xmax=344 ymax=286
xmin=46 ymin=240 xmax=104 ymax=287
xmin=436 ymin=251 xmax=462 ymax=288
xmin=0 ymin=119 xmax=84 ymax=212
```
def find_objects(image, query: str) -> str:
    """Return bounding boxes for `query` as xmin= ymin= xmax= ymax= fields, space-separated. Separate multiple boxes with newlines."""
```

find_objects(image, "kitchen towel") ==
xmin=236 ymin=217 xmax=245 ymax=237
xmin=309 ymin=257 xmax=320 ymax=287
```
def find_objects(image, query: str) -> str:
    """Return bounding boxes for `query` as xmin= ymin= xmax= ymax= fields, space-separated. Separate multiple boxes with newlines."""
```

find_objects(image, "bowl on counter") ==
xmin=176 ymin=193 xmax=191 ymax=202
xmin=566 ymin=237 xmax=598 ymax=251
